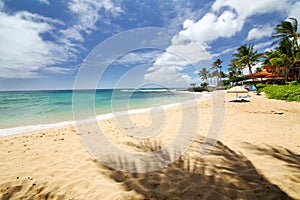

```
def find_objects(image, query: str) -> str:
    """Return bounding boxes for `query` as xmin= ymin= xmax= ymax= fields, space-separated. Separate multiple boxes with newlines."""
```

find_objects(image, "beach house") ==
xmin=245 ymin=60 xmax=300 ymax=84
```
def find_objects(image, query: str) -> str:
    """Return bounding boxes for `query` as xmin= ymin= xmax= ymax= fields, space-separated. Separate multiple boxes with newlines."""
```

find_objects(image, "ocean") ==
xmin=0 ymin=89 xmax=208 ymax=136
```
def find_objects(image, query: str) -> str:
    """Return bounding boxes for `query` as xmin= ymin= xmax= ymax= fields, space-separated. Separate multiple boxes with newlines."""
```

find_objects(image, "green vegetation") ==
xmin=188 ymin=82 xmax=209 ymax=92
xmin=255 ymin=67 xmax=262 ymax=73
xmin=211 ymin=58 xmax=223 ymax=84
xmin=261 ymin=83 xmax=300 ymax=102
xmin=198 ymin=68 xmax=209 ymax=82
xmin=231 ymin=44 xmax=263 ymax=85
xmin=255 ymin=83 xmax=266 ymax=90
xmin=200 ymin=82 xmax=208 ymax=87
xmin=263 ymin=18 xmax=300 ymax=83
xmin=197 ymin=59 xmax=227 ymax=87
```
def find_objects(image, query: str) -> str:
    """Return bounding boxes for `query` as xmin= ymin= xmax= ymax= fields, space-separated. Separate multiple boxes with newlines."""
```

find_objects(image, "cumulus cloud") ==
xmin=164 ymin=34 xmax=211 ymax=64
xmin=181 ymin=11 xmax=244 ymax=44
xmin=0 ymin=12 xmax=71 ymax=78
xmin=144 ymin=33 xmax=211 ymax=87
xmin=144 ymin=64 xmax=195 ymax=87
xmin=116 ymin=51 xmax=163 ymax=66
xmin=246 ymin=26 xmax=273 ymax=41
xmin=0 ymin=0 xmax=123 ymax=79
xmin=182 ymin=0 xmax=293 ymax=45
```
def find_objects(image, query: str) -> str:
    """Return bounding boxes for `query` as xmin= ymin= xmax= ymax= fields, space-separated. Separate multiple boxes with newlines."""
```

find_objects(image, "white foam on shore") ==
xmin=0 ymin=121 xmax=76 ymax=137
xmin=0 ymin=93 xmax=211 ymax=137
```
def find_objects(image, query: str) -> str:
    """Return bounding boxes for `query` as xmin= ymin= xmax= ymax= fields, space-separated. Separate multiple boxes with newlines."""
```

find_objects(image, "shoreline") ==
xmin=0 ymin=93 xmax=210 ymax=137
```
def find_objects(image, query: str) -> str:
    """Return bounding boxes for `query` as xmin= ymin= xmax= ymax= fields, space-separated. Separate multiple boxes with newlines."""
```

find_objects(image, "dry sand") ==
xmin=0 ymin=92 xmax=299 ymax=199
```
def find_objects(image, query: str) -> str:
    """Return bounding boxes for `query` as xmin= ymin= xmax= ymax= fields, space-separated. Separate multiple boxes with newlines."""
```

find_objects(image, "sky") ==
xmin=0 ymin=0 xmax=299 ymax=90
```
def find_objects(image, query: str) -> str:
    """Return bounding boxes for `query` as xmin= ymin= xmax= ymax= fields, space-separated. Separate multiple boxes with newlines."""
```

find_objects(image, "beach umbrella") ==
xmin=227 ymin=86 xmax=248 ymax=100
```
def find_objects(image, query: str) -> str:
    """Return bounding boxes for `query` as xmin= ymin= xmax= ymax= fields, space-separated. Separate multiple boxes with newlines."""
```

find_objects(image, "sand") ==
xmin=0 ymin=91 xmax=299 ymax=199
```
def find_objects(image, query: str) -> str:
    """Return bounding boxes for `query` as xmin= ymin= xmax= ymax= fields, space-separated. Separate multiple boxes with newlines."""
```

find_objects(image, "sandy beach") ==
xmin=0 ymin=92 xmax=299 ymax=200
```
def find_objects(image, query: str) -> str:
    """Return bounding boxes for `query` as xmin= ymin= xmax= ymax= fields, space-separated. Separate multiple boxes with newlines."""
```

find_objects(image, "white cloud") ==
xmin=0 ymin=0 xmax=123 ymax=79
xmin=180 ymin=11 xmax=243 ymax=44
xmin=143 ymin=33 xmax=212 ymax=86
xmin=68 ymin=0 xmax=123 ymax=33
xmin=169 ymin=0 xmax=299 ymax=50
xmin=247 ymin=26 xmax=273 ymax=41
xmin=60 ymin=28 xmax=84 ymax=43
xmin=180 ymin=0 xmax=292 ymax=45
xmin=58 ymin=0 xmax=123 ymax=47
xmin=212 ymin=46 xmax=237 ymax=57
xmin=101 ymin=0 xmax=123 ymax=16
xmin=161 ymin=34 xmax=212 ymax=65
xmin=43 ymin=67 xmax=74 ymax=74
xmin=0 ymin=12 xmax=71 ymax=78
xmin=39 ymin=0 xmax=50 ymax=5
xmin=288 ymin=1 xmax=300 ymax=21
xmin=160 ymin=1 xmax=209 ymax=29
xmin=15 ymin=11 xmax=64 ymax=25
xmin=254 ymin=41 xmax=273 ymax=50
xmin=116 ymin=51 xmax=163 ymax=66
xmin=212 ymin=0 xmax=291 ymax=19
xmin=144 ymin=65 xmax=193 ymax=87
xmin=243 ymin=62 xmax=263 ymax=75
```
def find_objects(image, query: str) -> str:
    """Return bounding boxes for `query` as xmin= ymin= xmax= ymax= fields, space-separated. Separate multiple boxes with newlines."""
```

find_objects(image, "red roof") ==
xmin=246 ymin=70 xmax=272 ymax=78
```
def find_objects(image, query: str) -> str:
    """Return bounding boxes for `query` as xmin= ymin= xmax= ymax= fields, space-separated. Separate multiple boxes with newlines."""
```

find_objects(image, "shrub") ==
xmin=201 ymin=82 xmax=208 ymax=87
xmin=288 ymin=80 xmax=298 ymax=86
xmin=256 ymin=83 xmax=266 ymax=91
xmin=262 ymin=84 xmax=300 ymax=102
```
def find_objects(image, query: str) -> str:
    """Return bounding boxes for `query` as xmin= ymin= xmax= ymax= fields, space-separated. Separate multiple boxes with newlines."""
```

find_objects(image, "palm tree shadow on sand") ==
xmin=245 ymin=144 xmax=300 ymax=172
xmin=95 ymin=137 xmax=292 ymax=200
xmin=244 ymin=143 xmax=300 ymax=196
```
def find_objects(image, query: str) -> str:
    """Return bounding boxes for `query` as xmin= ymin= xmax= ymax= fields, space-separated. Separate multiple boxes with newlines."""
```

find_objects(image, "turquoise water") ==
xmin=0 ymin=89 xmax=204 ymax=130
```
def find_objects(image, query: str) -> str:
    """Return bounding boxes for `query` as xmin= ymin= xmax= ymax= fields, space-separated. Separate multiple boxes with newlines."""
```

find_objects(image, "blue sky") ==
xmin=0 ymin=0 xmax=299 ymax=90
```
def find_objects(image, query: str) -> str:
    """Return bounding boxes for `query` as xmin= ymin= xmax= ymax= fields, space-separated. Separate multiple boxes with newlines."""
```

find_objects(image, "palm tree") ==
xmin=228 ymin=62 xmax=243 ymax=77
xmin=232 ymin=44 xmax=262 ymax=85
xmin=198 ymin=67 xmax=210 ymax=83
xmin=219 ymin=71 xmax=227 ymax=79
xmin=211 ymin=59 xmax=223 ymax=84
xmin=227 ymin=62 xmax=243 ymax=85
xmin=263 ymin=38 xmax=294 ymax=83
xmin=190 ymin=83 xmax=196 ymax=88
xmin=211 ymin=70 xmax=219 ymax=85
xmin=272 ymin=18 xmax=300 ymax=53
xmin=272 ymin=18 xmax=300 ymax=81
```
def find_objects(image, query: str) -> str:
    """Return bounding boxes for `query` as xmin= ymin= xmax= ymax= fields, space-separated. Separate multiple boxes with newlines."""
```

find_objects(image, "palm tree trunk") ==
xmin=248 ymin=63 xmax=256 ymax=87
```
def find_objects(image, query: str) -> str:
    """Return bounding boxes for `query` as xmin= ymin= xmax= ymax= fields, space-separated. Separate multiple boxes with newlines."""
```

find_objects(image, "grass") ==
xmin=260 ymin=82 xmax=300 ymax=102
